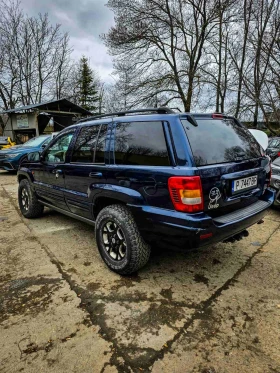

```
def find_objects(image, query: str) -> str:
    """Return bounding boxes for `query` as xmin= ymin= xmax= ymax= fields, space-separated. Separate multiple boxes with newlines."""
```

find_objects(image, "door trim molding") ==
xmin=34 ymin=181 xmax=88 ymax=197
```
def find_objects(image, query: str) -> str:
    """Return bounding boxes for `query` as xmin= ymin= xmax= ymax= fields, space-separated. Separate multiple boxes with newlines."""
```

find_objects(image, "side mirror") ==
xmin=249 ymin=129 xmax=269 ymax=151
xmin=27 ymin=151 xmax=41 ymax=162
xmin=41 ymin=144 xmax=47 ymax=149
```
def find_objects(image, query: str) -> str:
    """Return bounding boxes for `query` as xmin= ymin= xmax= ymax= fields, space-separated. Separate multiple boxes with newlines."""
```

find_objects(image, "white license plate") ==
xmin=232 ymin=175 xmax=258 ymax=193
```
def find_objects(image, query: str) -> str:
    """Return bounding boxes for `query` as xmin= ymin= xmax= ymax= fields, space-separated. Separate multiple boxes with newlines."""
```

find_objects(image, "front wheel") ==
xmin=18 ymin=179 xmax=44 ymax=218
xmin=95 ymin=204 xmax=150 ymax=275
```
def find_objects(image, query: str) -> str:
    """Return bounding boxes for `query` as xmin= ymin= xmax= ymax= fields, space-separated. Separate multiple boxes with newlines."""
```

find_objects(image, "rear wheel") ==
xmin=18 ymin=179 xmax=44 ymax=218
xmin=95 ymin=204 xmax=150 ymax=275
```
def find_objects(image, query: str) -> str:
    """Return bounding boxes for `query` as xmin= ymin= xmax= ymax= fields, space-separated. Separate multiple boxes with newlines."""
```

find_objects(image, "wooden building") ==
xmin=1 ymin=99 xmax=91 ymax=143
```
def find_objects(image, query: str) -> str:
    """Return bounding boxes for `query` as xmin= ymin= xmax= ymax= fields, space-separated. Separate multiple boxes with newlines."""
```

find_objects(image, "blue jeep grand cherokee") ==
xmin=17 ymin=108 xmax=274 ymax=274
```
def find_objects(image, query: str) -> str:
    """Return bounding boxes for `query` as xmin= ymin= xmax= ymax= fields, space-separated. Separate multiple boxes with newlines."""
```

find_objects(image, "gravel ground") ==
xmin=0 ymin=170 xmax=280 ymax=373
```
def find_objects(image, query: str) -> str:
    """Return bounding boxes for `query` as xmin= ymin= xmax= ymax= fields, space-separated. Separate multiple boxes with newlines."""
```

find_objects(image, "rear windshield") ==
xmin=181 ymin=118 xmax=262 ymax=166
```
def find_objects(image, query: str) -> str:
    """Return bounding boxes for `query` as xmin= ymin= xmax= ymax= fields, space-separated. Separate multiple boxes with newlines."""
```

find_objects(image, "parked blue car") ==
xmin=0 ymin=135 xmax=52 ymax=171
xmin=17 ymin=108 xmax=275 ymax=275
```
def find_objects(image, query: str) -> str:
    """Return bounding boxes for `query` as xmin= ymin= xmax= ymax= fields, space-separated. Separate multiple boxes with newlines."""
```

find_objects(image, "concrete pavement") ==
xmin=0 ymin=170 xmax=280 ymax=373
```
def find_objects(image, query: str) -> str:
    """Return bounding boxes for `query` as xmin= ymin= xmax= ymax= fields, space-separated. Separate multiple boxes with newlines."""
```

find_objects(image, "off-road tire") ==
xmin=95 ymin=204 xmax=150 ymax=275
xmin=18 ymin=179 xmax=44 ymax=218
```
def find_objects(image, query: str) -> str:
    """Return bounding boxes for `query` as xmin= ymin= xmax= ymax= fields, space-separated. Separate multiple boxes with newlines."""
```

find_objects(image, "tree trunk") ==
xmin=254 ymin=104 xmax=259 ymax=128
xmin=216 ymin=4 xmax=223 ymax=112
xmin=185 ymin=79 xmax=193 ymax=112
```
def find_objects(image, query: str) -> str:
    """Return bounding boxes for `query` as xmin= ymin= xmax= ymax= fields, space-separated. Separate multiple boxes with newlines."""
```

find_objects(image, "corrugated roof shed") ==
xmin=1 ymin=98 xmax=92 ymax=116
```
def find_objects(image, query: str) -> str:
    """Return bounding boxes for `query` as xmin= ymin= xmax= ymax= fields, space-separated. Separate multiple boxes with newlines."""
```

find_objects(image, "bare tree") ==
xmin=104 ymin=0 xmax=235 ymax=112
xmin=104 ymin=0 xmax=280 ymax=135
xmin=241 ymin=0 xmax=280 ymax=127
xmin=0 ymin=0 xmax=73 ymax=110
xmin=201 ymin=0 xmax=237 ymax=113
xmin=0 ymin=0 xmax=22 ymax=109
xmin=226 ymin=0 xmax=254 ymax=118
xmin=262 ymin=33 xmax=280 ymax=133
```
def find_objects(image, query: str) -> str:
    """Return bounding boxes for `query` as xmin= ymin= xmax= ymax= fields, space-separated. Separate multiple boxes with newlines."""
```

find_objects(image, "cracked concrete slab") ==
xmin=1 ymin=170 xmax=280 ymax=373
xmin=152 ymin=228 xmax=280 ymax=373
xmin=0 ymin=173 xmax=113 ymax=373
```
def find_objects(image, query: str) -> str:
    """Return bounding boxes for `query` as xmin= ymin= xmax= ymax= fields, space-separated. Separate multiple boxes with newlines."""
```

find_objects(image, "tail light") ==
xmin=168 ymin=176 xmax=204 ymax=213
xmin=278 ymin=151 xmax=280 ymax=157
xmin=212 ymin=113 xmax=224 ymax=119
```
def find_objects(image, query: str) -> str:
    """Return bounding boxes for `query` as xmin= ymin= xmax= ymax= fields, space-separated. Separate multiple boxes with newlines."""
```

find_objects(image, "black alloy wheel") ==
xmin=21 ymin=187 xmax=29 ymax=212
xmin=18 ymin=179 xmax=44 ymax=218
xmin=102 ymin=220 xmax=127 ymax=261
xmin=95 ymin=204 xmax=151 ymax=275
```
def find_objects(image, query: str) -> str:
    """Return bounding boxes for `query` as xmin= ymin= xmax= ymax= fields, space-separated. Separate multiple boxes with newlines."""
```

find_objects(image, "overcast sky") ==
xmin=20 ymin=0 xmax=115 ymax=82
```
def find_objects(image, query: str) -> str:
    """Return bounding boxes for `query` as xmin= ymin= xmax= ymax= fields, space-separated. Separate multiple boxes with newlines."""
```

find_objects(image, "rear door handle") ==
xmin=52 ymin=169 xmax=63 ymax=179
xmin=89 ymin=172 xmax=103 ymax=178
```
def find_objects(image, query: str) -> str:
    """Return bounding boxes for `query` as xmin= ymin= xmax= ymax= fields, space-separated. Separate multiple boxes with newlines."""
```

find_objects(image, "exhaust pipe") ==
xmin=224 ymin=229 xmax=249 ymax=243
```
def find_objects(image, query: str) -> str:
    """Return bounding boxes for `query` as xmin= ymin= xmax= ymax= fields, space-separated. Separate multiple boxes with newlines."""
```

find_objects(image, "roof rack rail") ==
xmin=76 ymin=107 xmax=175 ymax=124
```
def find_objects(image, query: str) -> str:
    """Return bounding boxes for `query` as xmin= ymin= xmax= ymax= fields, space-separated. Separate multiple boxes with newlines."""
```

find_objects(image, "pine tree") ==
xmin=76 ymin=56 xmax=100 ymax=112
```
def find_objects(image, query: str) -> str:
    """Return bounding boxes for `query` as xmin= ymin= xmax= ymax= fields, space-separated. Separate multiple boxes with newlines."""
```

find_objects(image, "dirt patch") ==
xmin=83 ymin=261 xmax=92 ymax=266
xmin=194 ymin=274 xmax=209 ymax=286
xmin=0 ymin=277 xmax=62 ymax=323
xmin=67 ymin=267 xmax=77 ymax=274
xmin=22 ymin=340 xmax=54 ymax=355
xmin=61 ymin=331 xmax=78 ymax=343
xmin=134 ymin=303 xmax=184 ymax=333
xmin=111 ymin=273 xmax=142 ymax=291
xmin=86 ymin=282 xmax=101 ymax=292
xmin=159 ymin=287 xmax=173 ymax=301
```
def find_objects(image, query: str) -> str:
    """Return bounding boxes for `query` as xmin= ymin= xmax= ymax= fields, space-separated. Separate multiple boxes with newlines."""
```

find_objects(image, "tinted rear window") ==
xmin=114 ymin=121 xmax=170 ymax=166
xmin=181 ymin=118 xmax=262 ymax=166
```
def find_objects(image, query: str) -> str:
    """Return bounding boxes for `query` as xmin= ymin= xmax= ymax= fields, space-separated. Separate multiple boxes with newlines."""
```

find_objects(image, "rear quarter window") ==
xmin=114 ymin=121 xmax=170 ymax=166
xmin=181 ymin=118 xmax=262 ymax=166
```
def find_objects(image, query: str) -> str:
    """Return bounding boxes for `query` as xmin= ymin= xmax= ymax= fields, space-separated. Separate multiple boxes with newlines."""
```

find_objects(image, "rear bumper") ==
xmin=129 ymin=188 xmax=275 ymax=248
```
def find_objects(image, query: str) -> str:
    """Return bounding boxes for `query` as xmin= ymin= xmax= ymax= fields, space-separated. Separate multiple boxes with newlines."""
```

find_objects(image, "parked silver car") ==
xmin=271 ymin=157 xmax=280 ymax=207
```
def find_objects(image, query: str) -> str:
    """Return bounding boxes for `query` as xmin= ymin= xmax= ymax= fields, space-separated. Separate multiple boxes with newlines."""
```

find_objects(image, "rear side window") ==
xmin=181 ymin=118 xmax=262 ymax=166
xmin=71 ymin=124 xmax=107 ymax=163
xmin=114 ymin=121 xmax=170 ymax=166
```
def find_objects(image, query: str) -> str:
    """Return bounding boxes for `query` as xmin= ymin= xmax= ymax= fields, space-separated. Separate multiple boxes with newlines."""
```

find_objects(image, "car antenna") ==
xmin=186 ymin=115 xmax=198 ymax=127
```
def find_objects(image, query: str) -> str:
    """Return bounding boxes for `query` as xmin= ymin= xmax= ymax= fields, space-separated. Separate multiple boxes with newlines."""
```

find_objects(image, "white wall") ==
xmin=3 ymin=112 xmax=38 ymax=139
